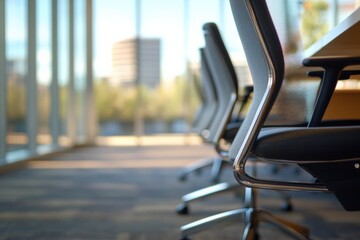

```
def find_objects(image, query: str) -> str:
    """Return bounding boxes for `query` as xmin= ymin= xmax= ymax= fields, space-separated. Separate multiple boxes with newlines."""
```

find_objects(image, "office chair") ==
xmin=191 ymin=48 xmax=218 ymax=138
xmin=177 ymin=22 xmax=294 ymax=216
xmin=229 ymin=0 xmax=360 ymax=237
xmin=180 ymin=0 xmax=360 ymax=239
xmin=178 ymin=20 xmax=293 ymax=218
xmin=179 ymin=48 xmax=234 ymax=186
xmin=180 ymin=3 xmax=303 ymax=238
xmin=177 ymin=22 xmax=242 ymax=215
xmin=178 ymin=45 xmax=254 ymax=185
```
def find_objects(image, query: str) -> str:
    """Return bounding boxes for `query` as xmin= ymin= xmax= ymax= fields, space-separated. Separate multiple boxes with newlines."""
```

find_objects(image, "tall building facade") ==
xmin=111 ymin=38 xmax=161 ymax=89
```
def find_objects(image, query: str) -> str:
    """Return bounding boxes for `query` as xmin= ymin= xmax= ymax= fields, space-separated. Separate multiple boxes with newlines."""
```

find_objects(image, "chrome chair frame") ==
xmin=181 ymin=0 xmax=311 ymax=239
xmin=178 ymin=48 xmax=229 ymax=184
xmin=177 ymin=22 xmax=241 ymax=215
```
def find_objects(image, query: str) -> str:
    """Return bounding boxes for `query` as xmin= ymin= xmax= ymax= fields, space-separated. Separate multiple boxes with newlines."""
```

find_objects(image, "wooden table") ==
xmin=304 ymin=7 xmax=360 ymax=58
xmin=302 ymin=7 xmax=360 ymax=122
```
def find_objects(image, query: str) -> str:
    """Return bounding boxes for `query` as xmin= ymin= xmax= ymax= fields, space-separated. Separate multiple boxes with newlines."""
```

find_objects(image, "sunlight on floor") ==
xmin=95 ymin=134 xmax=203 ymax=146
xmin=27 ymin=159 xmax=197 ymax=169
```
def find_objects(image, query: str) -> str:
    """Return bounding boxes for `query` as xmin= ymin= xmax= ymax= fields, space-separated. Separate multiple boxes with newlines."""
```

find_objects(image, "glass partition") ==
xmin=1 ymin=0 xmax=94 ymax=165
xmin=6 ymin=0 xmax=28 ymax=152
xmin=94 ymin=0 xmax=136 ymax=136
xmin=1 ymin=0 xmax=360 ymax=163
xmin=74 ymin=0 xmax=87 ymax=142
xmin=58 ymin=0 xmax=70 ymax=146
xmin=139 ymin=0 xmax=189 ymax=134
xmin=37 ymin=0 xmax=52 ymax=147
xmin=93 ymin=0 xmax=250 ymax=138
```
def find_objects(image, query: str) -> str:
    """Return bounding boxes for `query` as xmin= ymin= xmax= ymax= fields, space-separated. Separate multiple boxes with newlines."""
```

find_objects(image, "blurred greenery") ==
xmin=301 ymin=0 xmax=329 ymax=49
xmin=7 ymin=81 xmax=26 ymax=123
xmin=7 ymin=1 xmax=333 ymax=135
xmin=94 ymin=74 xmax=200 ymax=126
xmin=6 ymin=72 xmax=201 ymax=135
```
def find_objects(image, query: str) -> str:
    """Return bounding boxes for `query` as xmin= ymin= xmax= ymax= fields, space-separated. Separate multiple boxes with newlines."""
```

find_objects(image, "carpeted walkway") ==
xmin=0 ymin=145 xmax=359 ymax=239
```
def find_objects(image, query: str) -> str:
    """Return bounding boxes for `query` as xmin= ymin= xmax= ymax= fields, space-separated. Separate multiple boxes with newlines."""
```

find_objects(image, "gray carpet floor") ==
xmin=0 ymin=145 xmax=359 ymax=240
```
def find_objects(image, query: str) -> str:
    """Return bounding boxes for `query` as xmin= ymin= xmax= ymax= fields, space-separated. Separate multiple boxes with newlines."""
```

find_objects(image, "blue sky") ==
xmin=93 ymin=0 xmax=245 ymax=81
xmin=6 ymin=0 xmax=359 ymax=84
xmin=5 ymin=0 xmax=245 ymax=84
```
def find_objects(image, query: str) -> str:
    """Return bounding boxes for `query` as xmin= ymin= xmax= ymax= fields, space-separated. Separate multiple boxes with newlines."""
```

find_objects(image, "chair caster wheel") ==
xmin=281 ymin=202 xmax=293 ymax=212
xmin=194 ymin=168 xmax=202 ymax=175
xmin=178 ymin=173 xmax=187 ymax=182
xmin=176 ymin=203 xmax=189 ymax=215
xmin=246 ymin=229 xmax=260 ymax=240
xmin=210 ymin=176 xmax=220 ymax=183
xmin=180 ymin=237 xmax=191 ymax=240
xmin=271 ymin=165 xmax=279 ymax=174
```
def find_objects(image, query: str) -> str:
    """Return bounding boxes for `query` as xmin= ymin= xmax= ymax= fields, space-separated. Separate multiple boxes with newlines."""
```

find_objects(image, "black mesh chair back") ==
xmin=228 ymin=0 xmax=284 ymax=163
xmin=203 ymin=23 xmax=238 ymax=145
xmin=192 ymin=48 xmax=218 ymax=136
xmin=229 ymin=0 xmax=360 ymax=211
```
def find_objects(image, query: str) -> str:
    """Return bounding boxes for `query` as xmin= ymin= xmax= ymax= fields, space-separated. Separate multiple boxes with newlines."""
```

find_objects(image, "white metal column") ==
xmin=218 ymin=0 xmax=225 ymax=31
xmin=183 ymin=0 xmax=191 ymax=134
xmin=67 ymin=0 xmax=76 ymax=145
xmin=27 ymin=0 xmax=38 ymax=153
xmin=51 ymin=0 xmax=60 ymax=147
xmin=134 ymin=0 xmax=144 ymax=138
xmin=0 ymin=0 xmax=7 ymax=163
xmin=85 ymin=0 xmax=96 ymax=143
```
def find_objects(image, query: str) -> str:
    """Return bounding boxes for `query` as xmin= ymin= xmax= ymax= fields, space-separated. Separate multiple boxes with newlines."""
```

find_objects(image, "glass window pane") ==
xmin=58 ymin=0 xmax=70 ymax=146
xmin=140 ymin=0 xmax=186 ymax=134
xmin=6 ymin=0 xmax=28 ymax=152
xmin=74 ymin=0 xmax=87 ymax=141
xmin=94 ymin=0 xmax=136 ymax=136
xmin=37 ymin=0 xmax=52 ymax=147
xmin=93 ymin=0 xmax=243 ymax=137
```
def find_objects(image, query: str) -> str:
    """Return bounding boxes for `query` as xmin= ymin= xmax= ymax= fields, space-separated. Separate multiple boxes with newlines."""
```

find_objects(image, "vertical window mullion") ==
xmin=183 ymin=0 xmax=191 ymax=134
xmin=134 ymin=0 xmax=143 ymax=138
xmin=27 ymin=0 xmax=37 ymax=153
xmin=86 ymin=0 xmax=95 ymax=143
xmin=51 ymin=0 xmax=59 ymax=147
xmin=68 ymin=0 xmax=76 ymax=145
xmin=0 ymin=0 xmax=6 ymax=163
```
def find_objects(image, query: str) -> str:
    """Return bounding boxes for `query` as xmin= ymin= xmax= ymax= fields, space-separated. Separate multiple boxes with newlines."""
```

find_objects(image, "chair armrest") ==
xmin=303 ymin=56 xmax=360 ymax=127
xmin=236 ymin=85 xmax=254 ymax=119
xmin=308 ymin=70 xmax=360 ymax=80
xmin=303 ymin=56 xmax=360 ymax=67
xmin=244 ymin=85 xmax=254 ymax=93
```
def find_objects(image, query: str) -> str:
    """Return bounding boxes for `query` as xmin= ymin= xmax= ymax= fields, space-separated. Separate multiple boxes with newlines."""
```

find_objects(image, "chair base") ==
xmin=177 ymin=182 xmax=293 ymax=214
xmin=178 ymin=157 xmax=231 ymax=183
xmin=180 ymin=207 xmax=310 ymax=240
xmin=176 ymin=182 xmax=243 ymax=215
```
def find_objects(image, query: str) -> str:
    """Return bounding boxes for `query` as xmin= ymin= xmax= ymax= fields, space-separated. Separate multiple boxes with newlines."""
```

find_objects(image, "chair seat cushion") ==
xmin=223 ymin=121 xmax=242 ymax=142
xmin=253 ymin=126 xmax=360 ymax=161
xmin=254 ymin=126 xmax=360 ymax=211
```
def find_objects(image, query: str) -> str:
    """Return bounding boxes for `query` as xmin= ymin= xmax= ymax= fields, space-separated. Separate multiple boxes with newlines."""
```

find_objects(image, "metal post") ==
xmin=27 ymin=0 xmax=38 ymax=153
xmin=68 ymin=0 xmax=76 ymax=145
xmin=218 ymin=0 xmax=225 ymax=31
xmin=134 ymin=0 xmax=143 ymax=140
xmin=183 ymin=0 xmax=191 ymax=135
xmin=0 ymin=0 xmax=7 ymax=163
xmin=51 ymin=0 xmax=59 ymax=147
xmin=85 ymin=0 xmax=96 ymax=143
xmin=333 ymin=0 xmax=339 ymax=26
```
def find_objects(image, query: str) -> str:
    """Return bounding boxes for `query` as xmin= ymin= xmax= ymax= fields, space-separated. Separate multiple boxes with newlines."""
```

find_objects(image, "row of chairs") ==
xmin=177 ymin=0 xmax=360 ymax=239
xmin=177 ymin=23 xmax=258 ymax=216
xmin=177 ymin=22 xmax=292 ymax=215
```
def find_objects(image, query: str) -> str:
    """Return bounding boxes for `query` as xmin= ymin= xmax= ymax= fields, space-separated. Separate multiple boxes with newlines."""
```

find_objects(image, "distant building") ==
xmin=111 ymin=38 xmax=161 ymax=89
